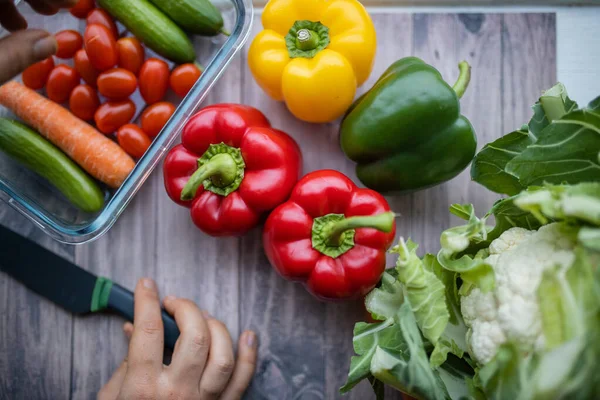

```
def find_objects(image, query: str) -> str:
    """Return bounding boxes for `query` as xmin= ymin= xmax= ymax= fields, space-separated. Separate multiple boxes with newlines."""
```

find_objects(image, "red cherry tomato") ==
xmin=97 ymin=68 xmax=137 ymax=99
xmin=138 ymin=58 xmax=169 ymax=104
xmin=117 ymin=37 xmax=145 ymax=75
xmin=86 ymin=9 xmax=119 ymax=40
xmin=69 ymin=0 xmax=94 ymax=18
xmin=117 ymin=124 xmax=152 ymax=159
xmin=84 ymin=24 xmax=118 ymax=72
xmin=94 ymin=100 xmax=136 ymax=134
xmin=74 ymin=49 xmax=100 ymax=87
xmin=69 ymin=84 xmax=100 ymax=121
xmin=140 ymin=102 xmax=176 ymax=138
xmin=169 ymin=63 xmax=201 ymax=97
xmin=55 ymin=30 xmax=83 ymax=59
xmin=22 ymin=57 xmax=55 ymax=90
xmin=46 ymin=65 xmax=80 ymax=104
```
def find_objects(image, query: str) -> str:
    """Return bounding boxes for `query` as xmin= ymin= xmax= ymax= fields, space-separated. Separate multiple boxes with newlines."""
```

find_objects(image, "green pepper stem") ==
xmin=295 ymin=29 xmax=320 ymax=51
xmin=452 ymin=61 xmax=471 ymax=99
xmin=180 ymin=153 xmax=238 ymax=201
xmin=324 ymin=212 xmax=395 ymax=247
xmin=220 ymin=28 xmax=231 ymax=37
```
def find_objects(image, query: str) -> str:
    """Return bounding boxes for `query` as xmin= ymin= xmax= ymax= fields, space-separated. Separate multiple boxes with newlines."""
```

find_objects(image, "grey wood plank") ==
xmin=0 ymin=9 xmax=557 ymax=400
xmin=0 ymin=210 xmax=74 ymax=400
xmin=454 ymin=13 xmax=503 ymax=216
xmin=502 ymin=14 xmax=557 ymax=132
xmin=238 ymin=15 xmax=328 ymax=400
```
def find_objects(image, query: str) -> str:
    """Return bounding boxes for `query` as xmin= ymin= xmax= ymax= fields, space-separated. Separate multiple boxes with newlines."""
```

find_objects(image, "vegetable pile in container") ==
xmin=0 ymin=0 xmax=246 ymax=242
xmin=341 ymin=83 xmax=600 ymax=400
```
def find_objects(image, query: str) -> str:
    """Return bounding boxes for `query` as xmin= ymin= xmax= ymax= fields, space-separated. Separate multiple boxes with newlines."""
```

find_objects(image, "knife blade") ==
xmin=0 ymin=225 xmax=179 ymax=349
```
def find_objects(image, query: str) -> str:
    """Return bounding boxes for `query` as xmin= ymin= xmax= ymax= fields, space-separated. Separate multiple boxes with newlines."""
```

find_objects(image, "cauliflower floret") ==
xmin=468 ymin=321 xmax=506 ymax=364
xmin=460 ymin=223 xmax=577 ymax=365
xmin=488 ymin=227 xmax=533 ymax=255
xmin=461 ymin=287 xmax=497 ymax=326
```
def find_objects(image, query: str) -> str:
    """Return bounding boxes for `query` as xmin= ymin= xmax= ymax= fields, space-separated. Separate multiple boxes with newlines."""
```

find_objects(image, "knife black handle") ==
xmin=107 ymin=284 xmax=180 ymax=349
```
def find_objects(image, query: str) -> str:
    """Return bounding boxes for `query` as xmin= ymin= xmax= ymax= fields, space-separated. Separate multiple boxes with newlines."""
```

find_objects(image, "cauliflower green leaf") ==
xmin=391 ymin=239 xmax=449 ymax=345
xmin=369 ymin=301 xmax=451 ymax=400
xmin=365 ymin=270 xmax=404 ymax=321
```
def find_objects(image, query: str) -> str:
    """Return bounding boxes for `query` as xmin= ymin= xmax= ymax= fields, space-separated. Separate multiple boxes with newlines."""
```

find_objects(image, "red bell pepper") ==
xmin=263 ymin=170 xmax=396 ymax=300
xmin=163 ymin=104 xmax=302 ymax=236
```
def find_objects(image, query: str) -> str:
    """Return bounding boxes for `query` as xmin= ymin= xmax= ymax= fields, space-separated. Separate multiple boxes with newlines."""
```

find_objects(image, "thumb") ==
xmin=0 ymin=29 xmax=57 ymax=86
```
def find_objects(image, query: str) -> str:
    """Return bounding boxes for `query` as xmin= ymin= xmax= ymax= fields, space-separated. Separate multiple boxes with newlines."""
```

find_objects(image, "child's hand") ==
xmin=98 ymin=278 xmax=258 ymax=400
xmin=0 ymin=0 xmax=77 ymax=85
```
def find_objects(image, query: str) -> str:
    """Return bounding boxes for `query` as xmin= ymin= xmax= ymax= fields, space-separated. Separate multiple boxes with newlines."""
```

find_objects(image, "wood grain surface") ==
xmin=0 ymin=11 xmax=556 ymax=400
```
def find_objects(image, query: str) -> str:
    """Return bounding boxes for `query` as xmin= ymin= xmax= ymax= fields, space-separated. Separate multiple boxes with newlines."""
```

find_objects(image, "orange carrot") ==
xmin=0 ymin=81 xmax=135 ymax=189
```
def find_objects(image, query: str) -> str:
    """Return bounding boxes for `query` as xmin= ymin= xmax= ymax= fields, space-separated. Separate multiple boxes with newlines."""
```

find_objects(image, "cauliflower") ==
xmin=460 ymin=223 xmax=577 ymax=364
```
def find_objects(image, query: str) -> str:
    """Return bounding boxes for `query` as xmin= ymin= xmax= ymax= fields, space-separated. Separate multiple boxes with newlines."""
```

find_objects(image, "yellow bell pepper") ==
xmin=248 ymin=0 xmax=377 ymax=123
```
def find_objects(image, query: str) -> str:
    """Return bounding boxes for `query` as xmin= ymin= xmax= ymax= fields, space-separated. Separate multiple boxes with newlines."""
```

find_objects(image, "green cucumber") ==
xmin=98 ymin=0 xmax=196 ymax=64
xmin=0 ymin=118 xmax=105 ymax=213
xmin=148 ymin=0 xmax=226 ymax=36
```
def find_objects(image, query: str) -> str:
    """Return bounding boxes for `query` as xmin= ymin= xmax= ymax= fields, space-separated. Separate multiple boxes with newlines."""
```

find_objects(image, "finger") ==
xmin=198 ymin=318 xmax=235 ymax=399
xmin=163 ymin=296 xmax=211 ymax=386
xmin=0 ymin=29 xmax=56 ymax=86
xmin=127 ymin=278 xmax=164 ymax=375
xmin=123 ymin=322 xmax=134 ymax=340
xmin=220 ymin=331 xmax=258 ymax=400
xmin=0 ymin=0 xmax=27 ymax=32
xmin=24 ymin=0 xmax=59 ymax=15
xmin=97 ymin=358 xmax=128 ymax=400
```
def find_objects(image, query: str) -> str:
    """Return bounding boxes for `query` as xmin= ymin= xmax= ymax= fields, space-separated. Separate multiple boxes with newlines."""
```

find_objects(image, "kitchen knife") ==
xmin=0 ymin=225 xmax=179 ymax=349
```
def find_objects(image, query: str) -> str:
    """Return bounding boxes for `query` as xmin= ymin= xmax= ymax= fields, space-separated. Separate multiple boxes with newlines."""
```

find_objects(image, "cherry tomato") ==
xmin=117 ymin=37 xmax=145 ymax=75
xmin=94 ymin=100 xmax=136 ymax=134
xmin=169 ymin=63 xmax=201 ymax=97
xmin=140 ymin=102 xmax=176 ymax=138
xmin=138 ymin=58 xmax=169 ymax=105
xmin=22 ymin=57 xmax=55 ymax=90
xmin=69 ymin=0 xmax=94 ymax=18
xmin=69 ymin=84 xmax=100 ymax=121
xmin=55 ymin=30 xmax=83 ymax=59
xmin=117 ymin=124 xmax=152 ymax=159
xmin=86 ymin=9 xmax=119 ymax=40
xmin=97 ymin=68 xmax=137 ymax=99
xmin=84 ymin=24 xmax=118 ymax=72
xmin=46 ymin=65 xmax=80 ymax=104
xmin=74 ymin=49 xmax=100 ymax=87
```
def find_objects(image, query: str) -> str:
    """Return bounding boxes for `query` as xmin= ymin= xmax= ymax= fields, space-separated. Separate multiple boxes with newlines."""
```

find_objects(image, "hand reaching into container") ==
xmin=98 ymin=278 xmax=258 ymax=400
xmin=0 ymin=0 xmax=77 ymax=85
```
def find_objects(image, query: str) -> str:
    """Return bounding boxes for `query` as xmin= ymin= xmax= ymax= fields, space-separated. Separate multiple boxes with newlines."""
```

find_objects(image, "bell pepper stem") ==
xmin=180 ymin=153 xmax=238 ymax=201
xmin=324 ymin=212 xmax=395 ymax=247
xmin=296 ymin=29 xmax=319 ymax=51
xmin=452 ymin=61 xmax=471 ymax=99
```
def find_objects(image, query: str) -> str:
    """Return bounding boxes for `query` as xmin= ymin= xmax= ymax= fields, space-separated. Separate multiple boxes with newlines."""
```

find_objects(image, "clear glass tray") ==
xmin=0 ymin=0 xmax=253 ymax=244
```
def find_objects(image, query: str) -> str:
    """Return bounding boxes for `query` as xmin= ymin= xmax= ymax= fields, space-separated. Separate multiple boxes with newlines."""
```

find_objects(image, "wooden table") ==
xmin=0 ymin=10 xmax=556 ymax=400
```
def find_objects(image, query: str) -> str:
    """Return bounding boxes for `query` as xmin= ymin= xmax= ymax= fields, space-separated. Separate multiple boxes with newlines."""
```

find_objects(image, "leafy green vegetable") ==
xmin=528 ymin=82 xmax=578 ymax=136
xmin=342 ymin=82 xmax=600 ymax=400
xmin=369 ymin=302 xmax=451 ymax=400
xmin=391 ymin=239 xmax=449 ymax=345
xmin=341 ymin=318 xmax=399 ymax=393
xmin=365 ymin=271 xmax=404 ymax=321
xmin=471 ymin=83 xmax=600 ymax=195
xmin=469 ymin=128 xmax=534 ymax=196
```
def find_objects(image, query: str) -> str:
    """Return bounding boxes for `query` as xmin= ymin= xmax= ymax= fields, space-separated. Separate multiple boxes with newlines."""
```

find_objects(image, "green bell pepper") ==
xmin=340 ymin=57 xmax=477 ymax=194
